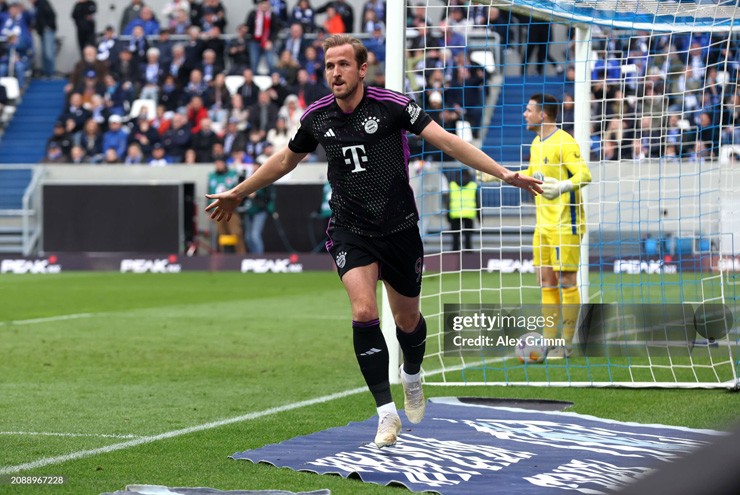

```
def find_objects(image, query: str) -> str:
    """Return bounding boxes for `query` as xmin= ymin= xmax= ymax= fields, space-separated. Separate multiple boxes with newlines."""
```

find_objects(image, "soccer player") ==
xmin=205 ymin=35 xmax=543 ymax=448
xmin=524 ymin=94 xmax=591 ymax=358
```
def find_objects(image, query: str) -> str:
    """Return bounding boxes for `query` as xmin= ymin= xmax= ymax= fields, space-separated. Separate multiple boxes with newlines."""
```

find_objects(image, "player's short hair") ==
xmin=322 ymin=34 xmax=368 ymax=68
xmin=530 ymin=93 xmax=559 ymax=121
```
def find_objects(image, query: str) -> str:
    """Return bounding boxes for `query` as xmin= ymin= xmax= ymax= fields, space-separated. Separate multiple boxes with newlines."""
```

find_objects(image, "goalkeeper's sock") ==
xmin=353 ymin=319 xmax=392 ymax=407
xmin=396 ymin=315 xmax=426 ymax=375
xmin=561 ymin=286 xmax=581 ymax=347
xmin=541 ymin=287 xmax=561 ymax=341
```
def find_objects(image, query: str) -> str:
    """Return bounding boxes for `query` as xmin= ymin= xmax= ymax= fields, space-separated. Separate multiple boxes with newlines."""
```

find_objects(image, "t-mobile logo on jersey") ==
xmin=342 ymin=144 xmax=368 ymax=173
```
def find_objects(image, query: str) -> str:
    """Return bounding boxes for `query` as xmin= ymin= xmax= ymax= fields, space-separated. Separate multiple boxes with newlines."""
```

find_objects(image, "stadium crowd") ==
xmin=0 ymin=0 xmax=720 ymax=165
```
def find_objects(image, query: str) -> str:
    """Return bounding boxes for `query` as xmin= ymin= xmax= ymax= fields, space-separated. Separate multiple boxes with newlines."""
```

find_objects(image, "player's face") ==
xmin=524 ymin=100 xmax=545 ymax=132
xmin=324 ymin=44 xmax=367 ymax=100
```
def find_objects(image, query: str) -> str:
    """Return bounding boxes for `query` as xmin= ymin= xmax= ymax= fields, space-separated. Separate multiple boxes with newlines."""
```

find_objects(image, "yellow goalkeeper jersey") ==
xmin=525 ymin=128 xmax=591 ymax=235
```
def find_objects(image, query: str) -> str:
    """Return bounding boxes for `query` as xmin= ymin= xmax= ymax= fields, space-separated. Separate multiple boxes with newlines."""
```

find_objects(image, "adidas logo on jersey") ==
xmin=324 ymin=128 xmax=336 ymax=137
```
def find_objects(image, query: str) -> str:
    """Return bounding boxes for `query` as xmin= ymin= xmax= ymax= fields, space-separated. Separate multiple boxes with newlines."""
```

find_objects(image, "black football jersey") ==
xmin=289 ymin=85 xmax=433 ymax=237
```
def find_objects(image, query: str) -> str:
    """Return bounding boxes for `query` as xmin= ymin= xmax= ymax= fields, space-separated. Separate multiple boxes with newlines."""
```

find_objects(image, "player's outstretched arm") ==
xmin=205 ymin=148 xmax=308 ymax=222
xmin=419 ymin=121 xmax=543 ymax=195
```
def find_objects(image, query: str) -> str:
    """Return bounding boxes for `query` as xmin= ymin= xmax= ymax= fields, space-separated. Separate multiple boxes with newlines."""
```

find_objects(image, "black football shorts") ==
xmin=326 ymin=226 xmax=424 ymax=297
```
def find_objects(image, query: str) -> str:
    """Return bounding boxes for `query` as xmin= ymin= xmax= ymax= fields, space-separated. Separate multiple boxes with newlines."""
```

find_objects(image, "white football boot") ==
xmin=400 ymin=366 xmax=426 ymax=424
xmin=374 ymin=411 xmax=402 ymax=448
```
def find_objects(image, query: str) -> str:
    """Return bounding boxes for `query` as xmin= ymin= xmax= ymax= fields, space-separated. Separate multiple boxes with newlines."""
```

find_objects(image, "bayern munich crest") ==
xmin=336 ymin=251 xmax=347 ymax=269
xmin=363 ymin=117 xmax=379 ymax=134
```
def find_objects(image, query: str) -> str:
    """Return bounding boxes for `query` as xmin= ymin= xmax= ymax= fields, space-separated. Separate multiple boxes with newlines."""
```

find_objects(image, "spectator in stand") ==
xmin=128 ymin=116 xmax=161 ymax=157
xmin=60 ymin=92 xmax=91 ymax=132
xmin=187 ymin=0 xmax=203 ymax=28
xmin=162 ymin=0 xmax=189 ymax=23
xmin=184 ymin=25 xmax=205 ymax=68
xmin=191 ymin=117 xmax=219 ymax=161
xmin=360 ymin=9 xmax=379 ymax=34
xmin=202 ymin=25 xmax=226 ymax=69
xmin=267 ymin=0 xmax=289 ymax=25
xmin=291 ymin=0 xmax=315 ymax=34
xmin=182 ymin=69 xmax=208 ymax=106
xmin=200 ymin=0 xmax=226 ymax=32
xmin=0 ymin=30 xmax=31 ymax=89
xmin=322 ymin=6 xmax=345 ymax=34
xmin=119 ymin=0 xmax=143 ymax=34
xmin=110 ymin=48 xmax=140 ymax=92
xmin=183 ymin=147 xmax=197 ymax=163
xmin=168 ymin=7 xmax=190 ymax=34
xmin=301 ymin=46 xmax=324 ymax=86
xmin=168 ymin=43 xmax=190 ymax=87
xmin=246 ymin=0 xmax=281 ymax=75
xmin=277 ymin=94 xmax=302 ymax=135
xmin=317 ymin=0 xmax=353 ymax=33
xmin=103 ymin=74 xmax=130 ymax=116
xmin=69 ymin=145 xmax=88 ymax=163
xmin=41 ymin=141 xmax=67 ymax=163
xmin=88 ymin=94 xmax=111 ymax=128
xmin=72 ymin=0 xmax=97 ymax=56
xmin=74 ymin=118 xmax=104 ymax=163
xmin=248 ymin=90 xmax=278 ymax=140
xmin=149 ymin=142 xmax=171 ymax=165
xmin=561 ymin=93 xmax=575 ymax=135
xmin=126 ymin=24 xmax=149 ymax=62
xmin=267 ymin=115 xmax=290 ymax=149
xmin=364 ymin=22 xmax=385 ymax=63
xmin=209 ymin=72 xmax=230 ymax=123
xmin=291 ymin=68 xmax=318 ymax=109
xmin=267 ymin=71 xmax=289 ymax=107
xmin=186 ymin=94 xmax=208 ymax=131
xmin=103 ymin=114 xmax=129 ymax=159
xmin=283 ymin=23 xmax=309 ymax=65
xmin=222 ymin=117 xmax=246 ymax=155
xmin=162 ymin=112 xmax=192 ymax=162
xmin=48 ymin=121 xmax=73 ymax=158
xmin=124 ymin=142 xmax=145 ymax=164
xmin=199 ymin=48 xmax=223 ymax=84
xmin=140 ymin=47 xmax=165 ymax=101
xmin=227 ymin=23 xmax=250 ymax=74
xmin=29 ymin=0 xmax=57 ymax=78
xmin=123 ymin=5 xmax=160 ymax=36
xmin=102 ymin=148 xmax=119 ymax=164
xmin=152 ymin=104 xmax=172 ymax=134
xmin=363 ymin=0 xmax=385 ymax=23
xmin=227 ymin=93 xmax=249 ymax=130
xmin=67 ymin=45 xmax=108 ymax=94
xmin=96 ymin=25 xmax=119 ymax=62
xmin=244 ymin=128 xmax=267 ymax=162
xmin=237 ymin=67 xmax=260 ymax=106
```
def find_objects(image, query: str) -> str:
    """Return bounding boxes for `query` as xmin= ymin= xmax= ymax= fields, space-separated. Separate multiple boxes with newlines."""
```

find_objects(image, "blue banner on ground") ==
xmin=232 ymin=398 xmax=724 ymax=495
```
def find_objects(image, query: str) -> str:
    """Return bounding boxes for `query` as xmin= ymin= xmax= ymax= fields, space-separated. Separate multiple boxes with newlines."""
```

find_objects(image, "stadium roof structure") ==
xmin=487 ymin=0 xmax=740 ymax=32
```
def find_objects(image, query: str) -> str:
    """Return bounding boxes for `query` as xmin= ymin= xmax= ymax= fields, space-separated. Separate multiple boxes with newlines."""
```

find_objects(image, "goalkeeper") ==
xmin=481 ymin=93 xmax=591 ymax=358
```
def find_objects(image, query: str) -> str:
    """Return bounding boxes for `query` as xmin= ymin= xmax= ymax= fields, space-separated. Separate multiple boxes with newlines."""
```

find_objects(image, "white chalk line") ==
xmin=0 ymin=386 xmax=367 ymax=475
xmin=0 ymin=313 xmax=95 ymax=327
xmin=0 ymin=431 xmax=141 ymax=439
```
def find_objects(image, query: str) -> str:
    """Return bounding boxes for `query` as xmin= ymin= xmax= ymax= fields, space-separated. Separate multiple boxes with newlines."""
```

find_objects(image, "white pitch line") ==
xmin=0 ymin=386 xmax=367 ymax=475
xmin=0 ymin=313 xmax=95 ymax=327
xmin=0 ymin=431 xmax=141 ymax=439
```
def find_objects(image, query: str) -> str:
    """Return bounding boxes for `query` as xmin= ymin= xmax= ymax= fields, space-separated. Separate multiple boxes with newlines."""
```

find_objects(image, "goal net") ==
xmin=398 ymin=0 xmax=740 ymax=388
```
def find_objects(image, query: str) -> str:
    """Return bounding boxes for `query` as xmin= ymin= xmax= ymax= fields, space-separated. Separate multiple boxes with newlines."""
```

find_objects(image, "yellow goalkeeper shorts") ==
xmin=532 ymin=229 xmax=582 ymax=272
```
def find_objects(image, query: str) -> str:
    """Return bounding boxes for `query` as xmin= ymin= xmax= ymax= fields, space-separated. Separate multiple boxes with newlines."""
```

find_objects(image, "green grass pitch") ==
xmin=1 ymin=272 xmax=739 ymax=495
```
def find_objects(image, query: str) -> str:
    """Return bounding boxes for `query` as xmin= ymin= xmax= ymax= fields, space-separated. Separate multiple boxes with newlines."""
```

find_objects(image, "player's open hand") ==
xmin=205 ymin=191 xmax=241 ymax=222
xmin=503 ymin=171 xmax=543 ymax=195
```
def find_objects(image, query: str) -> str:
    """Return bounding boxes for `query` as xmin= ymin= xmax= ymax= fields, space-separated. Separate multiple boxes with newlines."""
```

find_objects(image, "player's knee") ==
xmin=394 ymin=311 xmax=421 ymax=333
xmin=352 ymin=302 xmax=378 ymax=323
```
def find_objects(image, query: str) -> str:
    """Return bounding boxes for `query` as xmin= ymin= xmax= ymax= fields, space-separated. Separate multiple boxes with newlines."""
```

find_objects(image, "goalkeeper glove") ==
xmin=541 ymin=177 xmax=574 ymax=200
xmin=475 ymin=170 xmax=501 ymax=183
